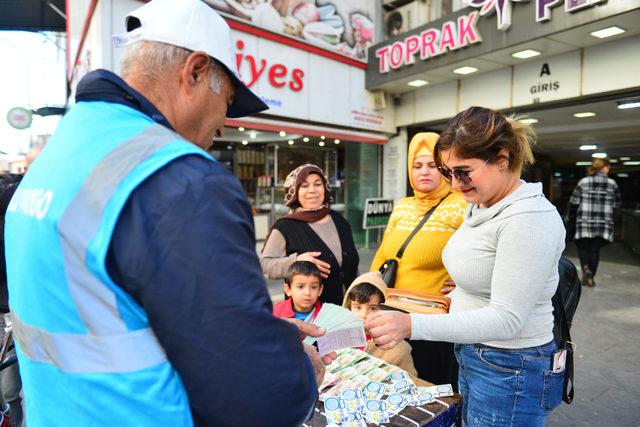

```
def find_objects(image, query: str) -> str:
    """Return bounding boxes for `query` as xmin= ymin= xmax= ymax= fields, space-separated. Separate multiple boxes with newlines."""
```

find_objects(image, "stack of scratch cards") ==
xmin=303 ymin=304 xmax=367 ymax=356
xmin=319 ymin=348 xmax=455 ymax=426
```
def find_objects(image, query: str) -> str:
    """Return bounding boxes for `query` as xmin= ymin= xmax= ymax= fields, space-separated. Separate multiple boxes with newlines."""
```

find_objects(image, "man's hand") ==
xmin=364 ymin=311 xmax=412 ymax=350
xmin=441 ymin=280 xmax=456 ymax=295
xmin=303 ymin=344 xmax=327 ymax=386
xmin=284 ymin=318 xmax=337 ymax=365
xmin=296 ymin=252 xmax=331 ymax=278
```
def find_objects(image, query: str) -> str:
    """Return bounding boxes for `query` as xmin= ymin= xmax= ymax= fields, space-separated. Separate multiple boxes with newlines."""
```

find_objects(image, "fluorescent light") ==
xmin=519 ymin=118 xmax=539 ymax=124
xmin=617 ymin=173 xmax=629 ymax=177
xmin=453 ymin=66 xmax=478 ymax=75
xmin=590 ymin=26 xmax=626 ymax=39
xmin=241 ymin=140 xmax=248 ymax=145
xmin=554 ymin=172 xmax=561 ymax=177
xmin=303 ymin=137 xmax=309 ymax=142
xmin=334 ymin=139 xmax=341 ymax=144
xmin=618 ymin=101 xmax=640 ymax=110
xmin=407 ymin=79 xmax=429 ymax=87
xmin=319 ymin=141 xmax=325 ymax=147
xmin=620 ymin=157 xmax=631 ymax=161
xmin=576 ymin=161 xmax=592 ymax=166
xmin=623 ymin=161 xmax=640 ymax=165
xmin=512 ymin=49 xmax=541 ymax=59
xmin=610 ymin=159 xmax=618 ymax=163
xmin=592 ymin=152 xmax=607 ymax=158
xmin=238 ymin=127 xmax=245 ymax=132
xmin=279 ymin=131 xmax=286 ymax=137
xmin=287 ymin=140 xmax=294 ymax=145
xmin=573 ymin=112 xmax=596 ymax=118
xmin=579 ymin=145 xmax=597 ymax=151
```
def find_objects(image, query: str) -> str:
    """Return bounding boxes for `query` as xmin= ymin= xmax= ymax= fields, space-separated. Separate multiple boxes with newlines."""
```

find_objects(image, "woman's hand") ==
xmin=296 ymin=251 xmax=331 ymax=278
xmin=364 ymin=311 xmax=412 ymax=350
xmin=441 ymin=280 xmax=456 ymax=295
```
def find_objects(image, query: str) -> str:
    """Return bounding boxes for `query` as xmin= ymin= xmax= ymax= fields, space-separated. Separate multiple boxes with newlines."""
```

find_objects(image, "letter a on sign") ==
xmin=540 ymin=63 xmax=551 ymax=77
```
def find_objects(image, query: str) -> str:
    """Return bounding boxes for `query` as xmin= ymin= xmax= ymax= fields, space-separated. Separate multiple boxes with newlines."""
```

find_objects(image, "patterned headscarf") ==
xmin=282 ymin=163 xmax=332 ymax=223
xmin=408 ymin=132 xmax=451 ymax=214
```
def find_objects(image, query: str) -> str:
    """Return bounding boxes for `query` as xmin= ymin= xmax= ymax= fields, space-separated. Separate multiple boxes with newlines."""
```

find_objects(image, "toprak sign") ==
xmin=375 ymin=12 xmax=481 ymax=74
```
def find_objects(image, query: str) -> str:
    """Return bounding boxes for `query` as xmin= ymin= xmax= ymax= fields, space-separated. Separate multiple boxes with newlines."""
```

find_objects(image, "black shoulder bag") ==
xmin=379 ymin=194 xmax=449 ymax=288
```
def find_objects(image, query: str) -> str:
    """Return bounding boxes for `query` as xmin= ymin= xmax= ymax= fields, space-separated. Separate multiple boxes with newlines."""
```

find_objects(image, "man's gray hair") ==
xmin=120 ymin=41 xmax=223 ymax=94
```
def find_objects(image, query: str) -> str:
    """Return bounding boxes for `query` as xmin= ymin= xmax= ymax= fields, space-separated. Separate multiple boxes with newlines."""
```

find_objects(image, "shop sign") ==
xmin=375 ymin=12 xmax=481 ymax=73
xmin=469 ymin=0 xmax=608 ymax=31
xmin=7 ymin=107 xmax=32 ymax=130
xmin=235 ymin=39 xmax=305 ymax=92
xmin=362 ymin=198 xmax=394 ymax=229
xmin=513 ymin=50 xmax=580 ymax=105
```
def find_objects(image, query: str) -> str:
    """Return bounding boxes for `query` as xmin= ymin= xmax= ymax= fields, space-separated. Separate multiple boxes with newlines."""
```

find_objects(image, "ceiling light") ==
xmin=320 ymin=135 xmax=325 ymax=140
xmin=453 ymin=66 xmax=478 ymax=75
xmin=573 ymin=112 xmax=596 ymax=118
xmin=279 ymin=131 xmax=286 ymax=137
xmin=575 ymin=161 xmax=592 ymax=166
xmin=579 ymin=145 xmax=597 ymax=151
xmin=334 ymin=139 xmax=340 ymax=144
xmin=238 ymin=127 xmax=245 ymax=132
xmin=319 ymin=141 xmax=325 ymax=147
xmin=287 ymin=140 xmax=294 ymax=145
xmin=610 ymin=159 xmax=618 ymax=163
xmin=241 ymin=140 xmax=248 ymax=145
xmin=617 ymin=173 xmax=629 ymax=177
xmin=407 ymin=79 xmax=429 ymax=87
xmin=618 ymin=101 xmax=640 ymax=110
xmin=519 ymin=118 xmax=538 ymax=124
xmin=511 ymin=49 xmax=541 ymax=59
xmin=592 ymin=152 xmax=607 ymax=158
xmin=249 ymin=131 xmax=257 ymax=139
xmin=303 ymin=137 xmax=309 ymax=142
xmin=590 ymin=26 xmax=626 ymax=39
xmin=623 ymin=161 xmax=640 ymax=165
xmin=554 ymin=172 xmax=561 ymax=177
xmin=620 ymin=157 xmax=631 ymax=161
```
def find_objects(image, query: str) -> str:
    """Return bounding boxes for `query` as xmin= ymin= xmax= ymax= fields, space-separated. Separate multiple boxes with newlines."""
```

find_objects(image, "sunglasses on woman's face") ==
xmin=438 ymin=157 xmax=492 ymax=186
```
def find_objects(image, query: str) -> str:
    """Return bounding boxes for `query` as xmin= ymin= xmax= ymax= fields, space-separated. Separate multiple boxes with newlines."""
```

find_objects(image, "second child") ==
xmin=273 ymin=261 xmax=323 ymax=320
xmin=343 ymin=272 xmax=417 ymax=376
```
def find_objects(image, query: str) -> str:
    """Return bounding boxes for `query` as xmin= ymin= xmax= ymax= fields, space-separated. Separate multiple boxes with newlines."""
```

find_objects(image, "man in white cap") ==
xmin=5 ymin=1 xmax=330 ymax=425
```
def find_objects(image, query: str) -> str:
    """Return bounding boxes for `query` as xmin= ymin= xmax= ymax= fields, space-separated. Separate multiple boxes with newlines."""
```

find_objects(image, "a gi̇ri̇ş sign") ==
xmin=363 ymin=198 xmax=394 ymax=229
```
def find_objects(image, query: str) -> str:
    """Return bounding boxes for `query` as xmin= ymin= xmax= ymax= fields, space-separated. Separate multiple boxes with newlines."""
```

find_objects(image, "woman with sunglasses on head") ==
xmin=370 ymin=132 xmax=467 ymax=388
xmin=366 ymin=107 xmax=566 ymax=426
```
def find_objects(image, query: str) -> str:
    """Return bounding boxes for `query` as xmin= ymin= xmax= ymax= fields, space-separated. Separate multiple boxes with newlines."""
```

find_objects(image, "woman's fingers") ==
xmin=297 ymin=252 xmax=331 ymax=275
xmin=441 ymin=280 xmax=456 ymax=295
xmin=364 ymin=311 xmax=412 ymax=350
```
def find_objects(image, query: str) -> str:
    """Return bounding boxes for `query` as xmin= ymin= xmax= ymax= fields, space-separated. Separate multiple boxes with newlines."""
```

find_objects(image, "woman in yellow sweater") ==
xmin=371 ymin=132 xmax=466 ymax=386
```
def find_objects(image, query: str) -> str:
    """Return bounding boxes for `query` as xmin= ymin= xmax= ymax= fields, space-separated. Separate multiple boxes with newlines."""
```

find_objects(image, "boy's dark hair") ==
xmin=285 ymin=261 xmax=322 ymax=286
xmin=347 ymin=283 xmax=385 ymax=305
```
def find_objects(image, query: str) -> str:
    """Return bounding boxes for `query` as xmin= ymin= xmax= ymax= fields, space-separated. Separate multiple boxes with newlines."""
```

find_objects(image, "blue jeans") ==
xmin=454 ymin=341 xmax=564 ymax=426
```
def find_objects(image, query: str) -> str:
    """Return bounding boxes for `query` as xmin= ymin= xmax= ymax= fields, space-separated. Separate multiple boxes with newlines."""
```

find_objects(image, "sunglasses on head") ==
xmin=438 ymin=156 xmax=500 ymax=185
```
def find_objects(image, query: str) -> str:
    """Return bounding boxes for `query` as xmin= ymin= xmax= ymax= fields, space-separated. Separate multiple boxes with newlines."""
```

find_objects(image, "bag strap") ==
xmin=553 ymin=290 xmax=575 ymax=404
xmin=394 ymin=193 xmax=450 ymax=260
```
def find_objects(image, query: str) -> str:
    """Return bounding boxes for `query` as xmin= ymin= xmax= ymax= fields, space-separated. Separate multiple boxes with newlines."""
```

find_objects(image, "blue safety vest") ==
xmin=5 ymin=101 xmax=212 ymax=426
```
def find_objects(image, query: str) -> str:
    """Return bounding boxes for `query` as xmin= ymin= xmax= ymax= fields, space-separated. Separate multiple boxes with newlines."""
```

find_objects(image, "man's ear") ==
xmin=180 ymin=51 xmax=211 ymax=96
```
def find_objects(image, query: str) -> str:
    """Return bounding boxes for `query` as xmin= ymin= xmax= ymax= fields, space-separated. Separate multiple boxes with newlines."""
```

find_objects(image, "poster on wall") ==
xmin=205 ymin=0 xmax=375 ymax=61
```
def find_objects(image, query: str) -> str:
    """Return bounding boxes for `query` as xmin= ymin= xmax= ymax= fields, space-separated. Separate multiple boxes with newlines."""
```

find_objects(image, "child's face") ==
xmin=350 ymin=294 xmax=382 ymax=321
xmin=284 ymin=274 xmax=323 ymax=313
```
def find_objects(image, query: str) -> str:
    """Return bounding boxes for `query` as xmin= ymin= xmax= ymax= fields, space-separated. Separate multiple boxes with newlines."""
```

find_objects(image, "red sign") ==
xmin=235 ymin=40 xmax=305 ymax=92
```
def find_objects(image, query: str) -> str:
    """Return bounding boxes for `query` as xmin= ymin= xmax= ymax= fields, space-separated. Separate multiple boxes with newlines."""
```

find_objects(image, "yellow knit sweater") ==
xmin=371 ymin=193 xmax=467 ymax=294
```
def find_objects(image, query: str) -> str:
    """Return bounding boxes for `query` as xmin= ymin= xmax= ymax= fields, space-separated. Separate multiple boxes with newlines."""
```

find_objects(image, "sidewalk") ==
xmin=266 ymin=242 xmax=640 ymax=425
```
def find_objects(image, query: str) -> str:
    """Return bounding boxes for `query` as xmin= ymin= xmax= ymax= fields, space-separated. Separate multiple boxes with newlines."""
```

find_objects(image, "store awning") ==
xmin=0 ymin=0 xmax=65 ymax=31
xmin=225 ymin=117 xmax=389 ymax=145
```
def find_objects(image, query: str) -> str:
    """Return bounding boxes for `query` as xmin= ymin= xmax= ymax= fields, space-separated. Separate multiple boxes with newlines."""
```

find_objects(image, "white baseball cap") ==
xmin=113 ymin=0 xmax=268 ymax=118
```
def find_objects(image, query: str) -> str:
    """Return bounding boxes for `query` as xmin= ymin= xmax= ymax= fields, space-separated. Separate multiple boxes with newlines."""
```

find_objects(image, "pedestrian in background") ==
xmin=5 ymin=1 xmax=332 ymax=425
xmin=261 ymin=163 xmax=359 ymax=305
xmin=366 ymin=107 xmax=566 ymax=426
xmin=370 ymin=132 xmax=466 ymax=387
xmin=568 ymin=157 xmax=620 ymax=287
